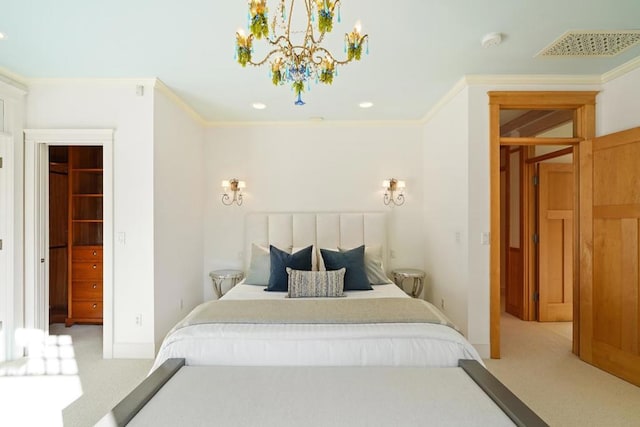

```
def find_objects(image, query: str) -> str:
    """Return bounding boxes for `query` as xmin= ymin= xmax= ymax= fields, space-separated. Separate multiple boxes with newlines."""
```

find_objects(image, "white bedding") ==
xmin=151 ymin=282 xmax=482 ymax=371
xmin=223 ymin=280 xmax=402 ymax=300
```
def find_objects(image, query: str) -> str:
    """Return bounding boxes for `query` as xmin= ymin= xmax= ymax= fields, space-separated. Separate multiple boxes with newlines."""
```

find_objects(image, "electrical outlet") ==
xmin=180 ymin=298 xmax=184 ymax=310
xmin=390 ymin=249 xmax=397 ymax=259
xmin=440 ymin=298 xmax=445 ymax=310
xmin=135 ymin=314 xmax=142 ymax=326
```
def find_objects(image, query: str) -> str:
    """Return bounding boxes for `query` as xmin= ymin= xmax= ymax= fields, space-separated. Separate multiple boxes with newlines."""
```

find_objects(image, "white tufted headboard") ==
xmin=244 ymin=212 xmax=389 ymax=272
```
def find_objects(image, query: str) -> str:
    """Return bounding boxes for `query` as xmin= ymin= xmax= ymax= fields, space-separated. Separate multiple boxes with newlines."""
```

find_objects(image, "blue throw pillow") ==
xmin=267 ymin=245 xmax=313 ymax=292
xmin=320 ymin=245 xmax=372 ymax=291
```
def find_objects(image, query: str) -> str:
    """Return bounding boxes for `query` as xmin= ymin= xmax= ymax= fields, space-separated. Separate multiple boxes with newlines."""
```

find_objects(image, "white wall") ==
xmin=598 ymin=66 xmax=640 ymax=135
xmin=422 ymin=88 xmax=470 ymax=338
xmin=203 ymin=123 xmax=425 ymax=300
xmin=26 ymin=81 xmax=156 ymax=358
xmin=153 ymin=89 xmax=205 ymax=350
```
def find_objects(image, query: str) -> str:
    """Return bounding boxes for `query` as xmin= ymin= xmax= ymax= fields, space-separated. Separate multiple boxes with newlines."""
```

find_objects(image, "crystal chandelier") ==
xmin=235 ymin=0 xmax=369 ymax=105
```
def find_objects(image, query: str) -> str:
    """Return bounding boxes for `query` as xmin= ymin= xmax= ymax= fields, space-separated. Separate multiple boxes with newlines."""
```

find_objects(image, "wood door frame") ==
xmin=489 ymin=91 xmax=597 ymax=358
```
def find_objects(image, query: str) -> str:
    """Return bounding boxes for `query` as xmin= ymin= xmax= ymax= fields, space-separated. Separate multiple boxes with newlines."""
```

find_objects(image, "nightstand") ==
xmin=209 ymin=269 xmax=244 ymax=299
xmin=392 ymin=269 xmax=425 ymax=298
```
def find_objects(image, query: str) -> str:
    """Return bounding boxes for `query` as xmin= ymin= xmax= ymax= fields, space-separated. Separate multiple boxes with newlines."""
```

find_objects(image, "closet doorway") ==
xmin=24 ymin=129 xmax=114 ymax=358
xmin=48 ymin=146 xmax=104 ymax=327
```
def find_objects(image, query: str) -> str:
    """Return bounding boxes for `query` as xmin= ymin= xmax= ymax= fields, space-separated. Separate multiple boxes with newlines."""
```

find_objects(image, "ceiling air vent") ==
xmin=537 ymin=30 xmax=640 ymax=57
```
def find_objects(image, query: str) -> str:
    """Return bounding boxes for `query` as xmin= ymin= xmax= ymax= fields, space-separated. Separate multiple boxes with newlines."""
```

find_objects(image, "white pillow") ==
xmin=244 ymin=243 xmax=271 ymax=285
xmin=338 ymin=245 xmax=392 ymax=285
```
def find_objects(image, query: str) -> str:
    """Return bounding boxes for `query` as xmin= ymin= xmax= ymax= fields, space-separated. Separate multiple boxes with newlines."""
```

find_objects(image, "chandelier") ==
xmin=235 ymin=0 xmax=369 ymax=105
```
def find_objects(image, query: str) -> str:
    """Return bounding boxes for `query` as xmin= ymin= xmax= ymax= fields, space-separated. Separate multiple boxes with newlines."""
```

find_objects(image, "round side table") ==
xmin=392 ymin=268 xmax=425 ymax=298
xmin=209 ymin=269 xmax=244 ymax=299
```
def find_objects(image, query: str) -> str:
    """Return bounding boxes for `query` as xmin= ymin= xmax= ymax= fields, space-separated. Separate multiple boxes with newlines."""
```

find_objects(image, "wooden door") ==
xmin=538 ymin=163 xmax=573 ymax=321
xmin=49 ymin=164 xmax=68 ymax=323
xmin=579 ymin=127 xmax=640 ymax=386
xmin=506 ymin=149 xmax=524 ymax=318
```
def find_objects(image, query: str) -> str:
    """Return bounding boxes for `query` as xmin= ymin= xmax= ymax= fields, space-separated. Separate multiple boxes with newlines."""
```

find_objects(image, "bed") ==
xmin=151 ymin=213 xmax=482 ymax=371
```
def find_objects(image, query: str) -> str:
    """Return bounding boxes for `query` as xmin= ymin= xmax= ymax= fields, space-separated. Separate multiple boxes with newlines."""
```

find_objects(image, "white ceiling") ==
xmin=1 ymin=0 xmax=639 ymax=123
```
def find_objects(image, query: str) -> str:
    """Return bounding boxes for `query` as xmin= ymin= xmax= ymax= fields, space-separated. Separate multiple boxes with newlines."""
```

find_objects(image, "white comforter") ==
xmin=151 ymin=283 xmax=482 ymax=371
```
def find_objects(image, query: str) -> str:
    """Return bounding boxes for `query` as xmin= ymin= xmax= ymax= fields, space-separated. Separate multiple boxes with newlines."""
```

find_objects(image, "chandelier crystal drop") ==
xmin=235 ymin=0 xmax=369 ymax=105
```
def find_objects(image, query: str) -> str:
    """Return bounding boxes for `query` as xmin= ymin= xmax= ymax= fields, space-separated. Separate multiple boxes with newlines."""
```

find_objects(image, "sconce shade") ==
xmin=222 ymin=178 xmax=245 ymax=206
xmin=383 ymin=178 xmax=405 ymax=206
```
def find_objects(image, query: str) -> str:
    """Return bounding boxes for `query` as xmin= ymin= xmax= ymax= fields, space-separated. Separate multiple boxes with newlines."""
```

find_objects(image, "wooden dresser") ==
xmin=66 ymin=146 xmax=104 ymax=326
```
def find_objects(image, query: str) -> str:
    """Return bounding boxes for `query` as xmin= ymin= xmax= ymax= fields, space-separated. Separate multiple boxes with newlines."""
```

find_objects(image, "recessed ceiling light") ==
xmin=252 ymin=102 xmax=266 ymax=110
xmin=0 ymin=32 xmax=6 ymax=40
xmin=359 ymin=102 xmax=373 ymax=109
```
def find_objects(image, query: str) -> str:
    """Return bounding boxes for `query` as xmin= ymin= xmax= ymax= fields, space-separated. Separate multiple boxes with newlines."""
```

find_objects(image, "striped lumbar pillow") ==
xmin=286 ymin=268 xmax=346 ymax=298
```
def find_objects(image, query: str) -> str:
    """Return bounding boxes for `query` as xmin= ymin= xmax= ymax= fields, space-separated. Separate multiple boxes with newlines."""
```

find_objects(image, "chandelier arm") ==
xmin=246 ymin=47 xmax=290 ymax=67
xmin=303 ymin=0 xmax=317 ymax=48
xmin=286 ymin=0 xmax=296 ymax=41
xmin=312 ymin=47 xmax=338 ymax=62
xmin=312 ymin=47 xmax=351 ymax=66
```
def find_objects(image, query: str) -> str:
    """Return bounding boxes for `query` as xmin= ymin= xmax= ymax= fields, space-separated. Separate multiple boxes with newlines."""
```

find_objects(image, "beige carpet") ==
xmin=485 ymin=313 xmax=640 ymax=427
xmin=0 ymin=324 xmax=152 ymax=427
xmin=2 ymin=317 xmax=639 ymax=426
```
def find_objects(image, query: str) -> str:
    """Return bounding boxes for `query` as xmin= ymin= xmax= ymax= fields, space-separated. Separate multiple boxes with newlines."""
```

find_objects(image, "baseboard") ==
xmin=473 ymin=343 xmax=490 ymax=359
xmin=113 ymin=342 xmax=155 ymax=359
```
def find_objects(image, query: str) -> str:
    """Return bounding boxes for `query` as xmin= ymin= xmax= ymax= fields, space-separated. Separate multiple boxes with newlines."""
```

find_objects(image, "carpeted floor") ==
xmin=2 ymin=316 xmax=639 ymax=426
xmin=485 ymin=313 xmax=640 ymax=426
xmin=56 ymin=325 xmax=153 ymax=427
xmin=0 ymin=324 xmax=152 ymax=427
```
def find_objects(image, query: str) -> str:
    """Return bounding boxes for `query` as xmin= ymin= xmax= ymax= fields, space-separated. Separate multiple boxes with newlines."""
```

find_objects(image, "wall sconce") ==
xmin=221 ymin=178 xmax=246 ymax=206
xmin=382 ymin=178 xmax=406 ymax=206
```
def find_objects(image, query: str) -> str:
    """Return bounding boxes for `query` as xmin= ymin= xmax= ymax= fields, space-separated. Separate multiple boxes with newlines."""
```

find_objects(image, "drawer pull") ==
xmin=92 ymin=304 xmax=98 ymax=309
xmin=92 ymin=264 xmax=97 ymax=269
xmin=92 ymin=251 xmax=97 ymax=256
xmin=92 ymin=284 xmax=97 ymax=289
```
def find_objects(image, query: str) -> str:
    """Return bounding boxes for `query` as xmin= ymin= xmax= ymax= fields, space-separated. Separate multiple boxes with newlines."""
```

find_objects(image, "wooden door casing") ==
xmin=580 ymin=127 xmax=640 ymax=386
xmin=538 ymin=163 xmax=574 ymax=322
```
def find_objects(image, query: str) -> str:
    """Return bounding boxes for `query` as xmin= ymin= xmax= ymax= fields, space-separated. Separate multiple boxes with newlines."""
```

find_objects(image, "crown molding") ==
xmin=419 ymin=73 xmax=604 ymax=124
xmin=27 ymin=77 xmax=157 ymax=87
xmin=153 ymin=79 xmax=207 ymax=126
xmin=3 ymin=54 xmax=640 ymax=127
xmin=601 ymin=55 xmax=640 ymax=83
xmin=0 ymin=67 xmax=28 ymax=96
xmin=206 ymin=119 xmax=423 ymax=128
xmin=419 ymin=77 xmax=469 ymax=124
xmin=464 ymin=74 xmax=603 ymax=86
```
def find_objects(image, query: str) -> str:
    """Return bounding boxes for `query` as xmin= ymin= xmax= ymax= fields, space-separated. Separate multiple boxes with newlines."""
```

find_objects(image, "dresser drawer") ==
xmin=71 ymin=301 xmax=103 ymax=319
xmin=73 ymin=246 xmax=103 ymax=261
xmin=72 ymin=261 xmax=103 ymax=279
xmin=72 ymin=280 xmax=102 ymax=300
